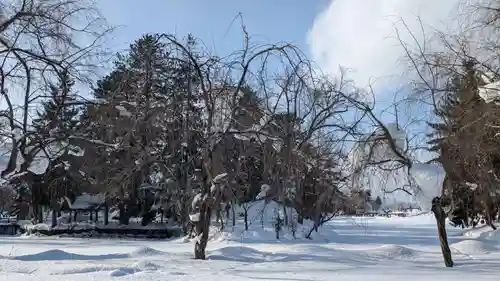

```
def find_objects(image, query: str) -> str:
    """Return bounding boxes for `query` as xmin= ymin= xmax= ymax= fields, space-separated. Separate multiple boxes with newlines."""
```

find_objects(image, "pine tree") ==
xmin=33 ymin=71 xmax=80 ymax=144
xmin=79 ymin=33 xmax=207 ymax=225
xmin=27 ymin=71 xmax=82 ymax=225
xmin=427 ymin=60 xmax=500 ymax=233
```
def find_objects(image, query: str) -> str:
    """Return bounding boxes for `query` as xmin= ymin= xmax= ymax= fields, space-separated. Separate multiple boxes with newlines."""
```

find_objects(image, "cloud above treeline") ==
xmin=308 ymin=0 xmax=465 ymax=92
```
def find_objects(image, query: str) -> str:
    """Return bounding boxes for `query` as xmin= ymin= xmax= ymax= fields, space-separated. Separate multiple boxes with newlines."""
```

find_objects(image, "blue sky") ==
xmin=98 ymin=0 xmax=329 ymax=58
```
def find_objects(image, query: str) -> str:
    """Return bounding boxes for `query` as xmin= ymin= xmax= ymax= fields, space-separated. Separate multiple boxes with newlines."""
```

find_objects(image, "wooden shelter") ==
xmin=66 ymin=193 xmax=107 ymax=224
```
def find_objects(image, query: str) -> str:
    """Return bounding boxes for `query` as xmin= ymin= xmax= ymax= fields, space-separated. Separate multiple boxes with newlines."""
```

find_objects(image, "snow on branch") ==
xmin=68 ymin=136 xmax=120 ymax=150
xmin=411 ymin=163 xmax=445 ymax=211
xmin=351 ymin=121 xmax=446 ymax=211
xmin=350 ymin=122 xmax=407 ymax=173
xmin=256 ymin=184 xmax=271 ymax=200
xmin=479 ymin=81 xmax=500 ymax=104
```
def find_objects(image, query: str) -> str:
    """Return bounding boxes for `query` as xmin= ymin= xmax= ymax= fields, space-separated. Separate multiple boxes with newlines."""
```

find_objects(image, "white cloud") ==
xmin=308 ymin=0 xmax=463 ymax=91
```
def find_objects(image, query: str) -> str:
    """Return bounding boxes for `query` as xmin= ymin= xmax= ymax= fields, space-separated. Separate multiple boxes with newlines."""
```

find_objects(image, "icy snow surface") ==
xmin=1 ymin=213 xmax=500 ymax=280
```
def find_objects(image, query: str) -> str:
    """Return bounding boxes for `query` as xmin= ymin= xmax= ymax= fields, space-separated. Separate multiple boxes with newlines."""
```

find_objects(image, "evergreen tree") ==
xmin=25 ymin=71 xmax=83 ymax=225
xmin=33 ymin=71 xmax=80 ymax=145
xmin=79 ymin=33 xmax=206 ymax=225
xmin=427 ymin=61 xmax=500 ymax=229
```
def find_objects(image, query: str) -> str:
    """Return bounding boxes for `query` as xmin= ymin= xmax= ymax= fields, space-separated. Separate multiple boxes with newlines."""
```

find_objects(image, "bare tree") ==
xmin=0 ymin=0 xmax=111 ymax=179
xmin=157 ymin=21 xmax=361 ymax=257
xmin=348 ymin=2 xmax=500 ymax=267
xmin=0 ymin=0 xmax=112 ymax=225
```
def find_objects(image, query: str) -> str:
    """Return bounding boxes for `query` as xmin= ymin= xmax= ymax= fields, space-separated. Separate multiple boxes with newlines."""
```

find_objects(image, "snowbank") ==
xmin=187 ymin=200 xmax=337 ymax=244
xmin=453 ymin=225 xmax=500 ymax=255
xmin=451 ymin=240 xmax=493 ymax=254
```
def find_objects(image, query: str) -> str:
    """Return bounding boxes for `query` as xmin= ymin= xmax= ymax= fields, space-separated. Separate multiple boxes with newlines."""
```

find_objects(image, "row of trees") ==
xmin=0 ymin=0 xmax=383 ymax=260
xmin=4 ymin=0 xmax=500 ymax=266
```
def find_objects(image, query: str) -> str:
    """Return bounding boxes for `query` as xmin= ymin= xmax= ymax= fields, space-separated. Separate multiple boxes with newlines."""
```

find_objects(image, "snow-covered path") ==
xmin=0 ymin=215 xmax=499 ymax=280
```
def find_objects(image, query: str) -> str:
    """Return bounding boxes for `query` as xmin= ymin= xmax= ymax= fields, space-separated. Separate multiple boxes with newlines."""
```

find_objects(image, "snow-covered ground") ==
xmin=0 ymin=214 xmax=500 ymax=280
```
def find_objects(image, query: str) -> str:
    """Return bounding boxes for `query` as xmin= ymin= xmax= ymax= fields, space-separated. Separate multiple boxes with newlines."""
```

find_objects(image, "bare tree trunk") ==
xmin=261 ymin=207 xmax=265 ymax=228
xmin=482 ymin=195 xmax=497 ymax=230
xmin=432 ymin=197 xmax=454 ymax=267
xmin=232 ymin=202 xmax=236 ymax=227
xmin=119 ymin=202 xmax=129 ymax=225
xmin=464 ymin=204 xmax=470 ymax=228
xmin=244 ymin=206 xmax=249 ymax=230
xmin=275 ymin=212 xmax=281 ymax=240
xmin=104 ymin=204 xmax=109 ymax=225
xmin=31 ymin=183 xmax=43 ymax=223
xmin=51 ymin=210 xmax=57 ymax=228
xmin=182 ymin=197 xmax=190 ymax=234
xmin=283 ymin=205 xmax=288 ymax=226
xmin=306 ymin=226 xmax=315 ymax=239
xmin=51 ymin=189 xmax=58 ymax=228
xmin=486 ymin=208 xmax=497 ymax=230
xmin=194 ymin=205 xmax=212 ymax=260
xmin=215 ymin=204 xmax=222 ymax=224
xmin=314 ymin=215 xmax=320 ymax=232
xmin=217 ymin=206 xmax=224 ymax=230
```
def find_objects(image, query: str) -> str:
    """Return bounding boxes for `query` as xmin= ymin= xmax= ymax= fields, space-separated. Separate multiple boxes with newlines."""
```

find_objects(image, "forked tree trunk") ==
xmin=431 ymin=197 xmax=453 ymax=267
xmin=194 ymin=205 xmax=212 ymax=260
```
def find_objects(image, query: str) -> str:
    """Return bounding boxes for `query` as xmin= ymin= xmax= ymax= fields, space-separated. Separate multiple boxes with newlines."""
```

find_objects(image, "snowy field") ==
xmin=0 ymin=214 xmax=499 ymax=280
